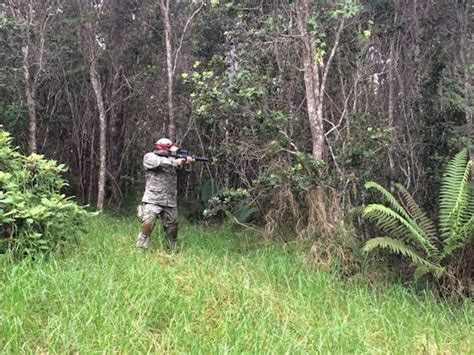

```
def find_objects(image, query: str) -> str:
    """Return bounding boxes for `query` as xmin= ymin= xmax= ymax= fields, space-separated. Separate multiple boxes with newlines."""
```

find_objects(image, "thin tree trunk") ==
xmin=88 ymin=125 xmax=95 ymax=206
xmin=160 ymin=0 xmax=175 ymax=141
xmin=458 ymin=2 xmax=473 ymax=175
xmin=296 ymin=0 xmax=345 ymax=161
xmin=304 ymin=55 xmax=324 ymax=160
xmin=108 ymin=97 xmax=120 ymax=204
xmin=90 ymin=56 xmax=107 ymax=210
xmin=8 ymin=1 xmax=42 ymax=155
xmin=105 ymin=63 xmax=122 ymax=205
xmin=387 ymin=38 xmax=396 ymax=192
xmin=21 ymin=43 xmax=37 ymax=154
xmin=296 ymin=0 xmax=324 ymax=160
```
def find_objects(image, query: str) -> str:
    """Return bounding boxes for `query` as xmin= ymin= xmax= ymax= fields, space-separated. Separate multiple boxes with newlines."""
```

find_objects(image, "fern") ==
xmin=363 ymin=237 xmax=444 ymax=277
xmin=363 ymin=205 xmax=439 ymax=257
xmin=413 ymin=265 xmax=444 ymax=280
xmin=364 ymin=182 xmax=437 ymax=252
xmin=396 ymin=183 xmax=438 ymax=244
xmin=364 ymin=181 xmax=412 ymax=221
xmin=360 ymin=149 xmax=473 ymax=281
xmin=460 ymin=160 xmax=474 ymax=222
xmin=439 ymin=149 xmax=471 ymax=238
xmin=439 ymin=149 xmax=474 ymax=257
xmin=442 ymin=215 xmax=474 ymax=257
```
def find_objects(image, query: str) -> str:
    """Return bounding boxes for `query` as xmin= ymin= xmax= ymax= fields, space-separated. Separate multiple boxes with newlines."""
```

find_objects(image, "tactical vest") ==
xmin=141 ymin=153 xmax=177 ymax=207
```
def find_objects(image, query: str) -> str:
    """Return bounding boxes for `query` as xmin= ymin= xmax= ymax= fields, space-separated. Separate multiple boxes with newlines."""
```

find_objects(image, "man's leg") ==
xmin=137 ymin=218 xmax=154 ymax=249
xmin=165 ymin=224 xmax=178 ymax=251
xmin=161 ymin=206 xmax=179 ymax=251
xmin=136 ymin=203 xmax=159 ymax=249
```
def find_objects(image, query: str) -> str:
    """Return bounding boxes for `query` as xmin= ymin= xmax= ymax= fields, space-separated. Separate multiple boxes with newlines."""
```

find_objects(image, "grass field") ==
xmin=1 ymin=215 xmax=473 ymax=353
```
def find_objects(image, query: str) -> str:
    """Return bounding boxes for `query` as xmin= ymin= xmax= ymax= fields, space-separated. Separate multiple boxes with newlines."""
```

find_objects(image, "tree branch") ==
xmin=172 ymin=1 xmax=205 ymax=75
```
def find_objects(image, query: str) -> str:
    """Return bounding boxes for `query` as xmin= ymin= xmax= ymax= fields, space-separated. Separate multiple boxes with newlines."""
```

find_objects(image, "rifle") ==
xmin=154 ymin=149 xmax=209 ymax=163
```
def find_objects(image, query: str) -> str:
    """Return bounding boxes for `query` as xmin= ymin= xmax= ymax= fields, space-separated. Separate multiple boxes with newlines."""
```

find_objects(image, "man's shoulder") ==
xmin=143 ymin=151 xmax=160 ymax=168
xmin=143 ymin=151 xmax=176 ymax=170
xmin=143 ymin=151 xmax=158 ymax=161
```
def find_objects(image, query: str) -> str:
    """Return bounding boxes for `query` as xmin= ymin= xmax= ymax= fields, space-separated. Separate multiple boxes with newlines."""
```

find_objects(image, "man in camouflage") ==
xmin=136 ymin=138 xmax=194 ymax=250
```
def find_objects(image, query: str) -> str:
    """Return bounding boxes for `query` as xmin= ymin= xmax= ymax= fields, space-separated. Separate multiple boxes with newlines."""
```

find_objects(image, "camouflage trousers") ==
xmin=136 ymin=203 xmax=178 ymax=250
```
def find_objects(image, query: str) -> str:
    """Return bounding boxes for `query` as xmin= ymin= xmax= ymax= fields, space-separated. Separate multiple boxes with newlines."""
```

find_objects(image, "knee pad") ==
xmin=141 ymin=218 xmax=155 ymax=236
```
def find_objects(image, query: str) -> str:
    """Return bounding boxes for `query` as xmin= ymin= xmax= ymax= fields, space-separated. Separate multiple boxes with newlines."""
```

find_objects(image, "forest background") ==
xmin=1 ymin=0 xmax=472 ymax=296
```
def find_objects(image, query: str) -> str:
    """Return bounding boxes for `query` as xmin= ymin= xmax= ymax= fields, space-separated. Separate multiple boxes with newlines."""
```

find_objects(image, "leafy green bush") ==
xmin=203 ymin=187 xmax=256 ymax=223
xmin=0 ymin=129 xmax=92 ymax=257
xmin=360 ymin=149 xmax=473 ymax=295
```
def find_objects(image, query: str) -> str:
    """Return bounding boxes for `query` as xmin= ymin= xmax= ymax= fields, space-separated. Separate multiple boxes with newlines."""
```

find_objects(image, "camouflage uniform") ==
xmin=136 ymin=152 xmax=180 ymax=250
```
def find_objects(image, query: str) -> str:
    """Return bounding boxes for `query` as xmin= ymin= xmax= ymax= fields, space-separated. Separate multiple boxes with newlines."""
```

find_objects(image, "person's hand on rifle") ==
xmin=171 ymin=147 xmax=195 ymax=164
xmin=168 ymin=146 xmax=184 ymax=166
xmin=176 ymin=156 xmax=195 ymax=166
xmin=171 ymin=145 xmax=194 ymax=166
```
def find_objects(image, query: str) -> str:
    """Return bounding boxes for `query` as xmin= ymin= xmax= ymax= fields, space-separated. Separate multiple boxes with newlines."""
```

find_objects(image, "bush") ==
xmin=360 ymin=149 xmax=474 ymax=298
xmin=0 ymin=129 xmax=92 ymax=258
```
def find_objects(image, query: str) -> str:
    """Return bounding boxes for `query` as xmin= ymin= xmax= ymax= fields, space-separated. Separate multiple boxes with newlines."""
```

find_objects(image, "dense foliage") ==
xmin=1 ymin=0 xmax=471 ymax=210
xmin=0 ymin=130 xmax=91 ymax=257
xmin=361 ymin=149 xmax=473 ymax=296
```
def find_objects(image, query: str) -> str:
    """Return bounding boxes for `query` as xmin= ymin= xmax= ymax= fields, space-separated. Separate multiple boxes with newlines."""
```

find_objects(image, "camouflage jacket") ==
xmin=141 ymin=152 xmax=178 ymax=207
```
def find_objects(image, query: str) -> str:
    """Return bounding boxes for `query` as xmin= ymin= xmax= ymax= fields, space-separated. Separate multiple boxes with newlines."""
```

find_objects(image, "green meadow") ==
xmin=1 ymin=215 xmax=472 ymax=353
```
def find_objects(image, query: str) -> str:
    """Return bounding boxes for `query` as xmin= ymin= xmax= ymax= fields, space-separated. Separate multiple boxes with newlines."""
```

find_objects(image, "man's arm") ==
xmin=143 ymin=152 xmax=187 ymax=170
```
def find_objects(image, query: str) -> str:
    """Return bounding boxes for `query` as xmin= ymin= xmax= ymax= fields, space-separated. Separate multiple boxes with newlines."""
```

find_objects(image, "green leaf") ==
xmin=363 ymin=237 xmax=444 ymax=277
xmin=362 ymin=203 xmax=439 ymax=257
xmin=439 ymin=149 xmax=474 ymax=255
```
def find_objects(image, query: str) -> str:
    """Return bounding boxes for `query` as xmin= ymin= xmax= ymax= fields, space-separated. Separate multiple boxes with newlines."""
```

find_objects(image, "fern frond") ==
xmin=362 ymin=204 xmax=413 ymax=238
xmin=442 ymin=215 xmax=474 ymax=258
xmin=461 ymin=161 xmax=474 ymax=221
xmin=439 ymin=150 xmax=472 ymax=240
xmin=396 ymin=183 xmax=438 ymax=243
xmin=362 ymin=204 xmax=406 ymax=237
xmin=362 ymin=204 xmax=439 ymax=257
xmin=364 ymin=181 xmax=412 ymax=221
xmin=363 ymin=237 xmax=444 ymax=276
xmin=413 ymin=265 xmax=430 ymax=281
xmin=439 ymin=149 xmax=468 ymax=210
xmin=467 ymin=179 xmax=474 ymax=221
xmin=414 ymin=265 xmax=444 ymax=280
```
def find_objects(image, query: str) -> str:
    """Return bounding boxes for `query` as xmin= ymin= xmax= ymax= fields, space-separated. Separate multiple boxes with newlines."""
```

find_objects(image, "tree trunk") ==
xmin=90 ymin=56 xmax=107 ymax=210
xmin=296 ymin=0 xmax=324 ymax=160
xmin=21 ymin=43 xmax=37 ymax=154
xmin=296 ymin=0 xmax=345 ymax=161
xmin=160 ymin=0 xmax=175 ymax=141
xmin=108 ymin=65 xmax=122 ymax=205
xmin=88 ymin=125 xmax=95 ymax=206
xmin=457 ymin=1 xmax=473 ymax=176
xmin=387 ymin=38 xmax=397 ymax=192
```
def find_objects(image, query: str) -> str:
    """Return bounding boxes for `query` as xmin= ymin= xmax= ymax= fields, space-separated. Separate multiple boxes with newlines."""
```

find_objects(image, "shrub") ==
xmin=0 ymin=129 xmax=92 ymax=258
xmin=360 ymin=149 xmax=473 ymax=296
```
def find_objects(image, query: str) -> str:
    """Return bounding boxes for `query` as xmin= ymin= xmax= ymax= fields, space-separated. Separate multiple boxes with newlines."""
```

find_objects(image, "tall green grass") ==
xmin=1 ymin=215 xmax=472 ymax=353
